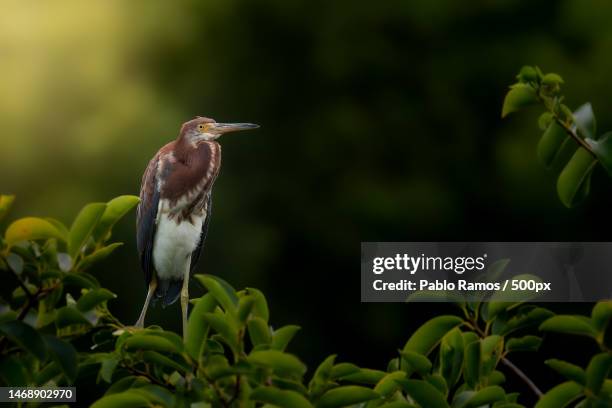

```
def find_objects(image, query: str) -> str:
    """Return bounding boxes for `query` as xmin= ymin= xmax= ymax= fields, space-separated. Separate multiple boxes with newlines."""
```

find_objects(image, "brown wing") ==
xmin=136 ymin=153 xmax=161 ymax=287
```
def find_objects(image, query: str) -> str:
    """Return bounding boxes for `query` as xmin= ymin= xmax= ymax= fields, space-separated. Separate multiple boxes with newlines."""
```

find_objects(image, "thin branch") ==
xmin=501 ymin=356 xmax=543 ymax=398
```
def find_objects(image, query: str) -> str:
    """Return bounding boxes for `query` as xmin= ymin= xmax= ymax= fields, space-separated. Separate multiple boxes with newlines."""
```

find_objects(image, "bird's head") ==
xmin=179 ymin=116 xmax=259 ymax=144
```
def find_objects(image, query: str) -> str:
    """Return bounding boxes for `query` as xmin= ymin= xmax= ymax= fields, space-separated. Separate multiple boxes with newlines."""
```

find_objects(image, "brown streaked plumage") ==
xmin=135 ymin=116 xmax=259 ymax=337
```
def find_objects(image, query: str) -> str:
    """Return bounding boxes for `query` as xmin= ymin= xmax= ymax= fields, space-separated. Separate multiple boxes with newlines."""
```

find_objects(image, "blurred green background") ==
xmin=1 ymin=0 xmax=610 ymax=397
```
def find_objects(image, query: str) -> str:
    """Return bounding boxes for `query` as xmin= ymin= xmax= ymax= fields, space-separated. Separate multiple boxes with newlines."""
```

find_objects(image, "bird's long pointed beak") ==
xmin=210 ymin=122 xmax=260 ymax=135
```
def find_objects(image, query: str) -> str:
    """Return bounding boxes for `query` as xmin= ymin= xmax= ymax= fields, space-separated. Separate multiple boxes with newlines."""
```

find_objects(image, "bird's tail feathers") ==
xmin=154 ymin=278 xmax=182 ymax=307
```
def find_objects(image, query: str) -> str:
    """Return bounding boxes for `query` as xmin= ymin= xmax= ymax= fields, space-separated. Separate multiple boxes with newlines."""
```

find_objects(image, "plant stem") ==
xmin=501 ymin=356 xmax=543 ymax=398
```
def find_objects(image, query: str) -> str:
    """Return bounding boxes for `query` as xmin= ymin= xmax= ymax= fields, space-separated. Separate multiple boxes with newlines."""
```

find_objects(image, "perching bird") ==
xmin=135 ymin=117 xmax=259 ymax=337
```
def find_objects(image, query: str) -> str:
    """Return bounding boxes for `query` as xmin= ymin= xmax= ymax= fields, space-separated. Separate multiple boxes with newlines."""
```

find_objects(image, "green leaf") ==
xmin=440 ymin=328 xmax=464 ymax=387
xmin=6 ymin=253 xmax=24 ymax=275
xmin=400 ymin=350 xmax=432 ymax=375
xmin=539 ymin=315 xmax=597 ymax=338
xmin=545 ymin=359 xmax=586 ymax=385
xmin=203 ymin=312 xmax=239 ymax=351
xmin=195 ymin=274 xmax=238 ymax=313
xmin=142 ymin=351 xmax=189 ymax=373
xmin=5 ymin=217 xmax=65 ymax=246
xmin=309 ymin=354 xmax=336 ymax=391
xmin=378 ymin=403 xmax=418 ymax=408
xmin=402 ymin=315 xmax=463 ymax=356
xmin=68 ymin=203 xmax=106 ymax=257
xmin=541 ymin=73 xmax=564 ymax=86
xmin=43 ymin=335 xmax=77 ymax=383
xmin=44 ymin=218 xmax=70 ymax=242
xmin=330 ymin=362 xmax=360 ymax=379
xmin=185 ymin=293 xmax=217 ymax=360
xmin=588 ymin=131 xmax=612 ymax=177
xmin=463 ymin=340 xmax=481 ymax=389
xmin=100 ymin=356 xmax=119 ymax=383
xmin=456 ymin=386 xmax=505 ymax=408
xmin=124 ymin=334 xmax=180 ymax=353
xmin=480 ymin=335 xmax=503 ymax=378
xmin=494 ymin=306 xmax=554 ymax=336
xmin=91 ymin=390 xmax=151 ymax=408
xmin=573 ymin=103 xmax=596 ymax=139
xmin=425 ymin=374 xmax=448 ymax=397
xmin=557 ymin=148 xmax=597 ymax=208
xmin=586 ymin=353 xmax=612 ymax=395
xmin=247 ymin=350 xmax=307 ymax=376
xmin=55 ymin=306 xmax=91 ymax=328
xmin=250 ymin=387 xmax=313 ymax=408
xmin=534 ymin=381 xmax=583 ymax=408
xmin=505 ymin=335 xmax=542 ymax=353
xmin=77 ymin=288 xmax=116 ymax=312
xmin=538 ymin=122 xmax=572 ymax=169
xmin=0 ymin=320 xmax=47 ymax=361
xmin=246 ymin=287 xmax=269 ymax=322
xmin=247 ymin=316 xmax=272 ymax=346
xmin=501 ymin=84 xmax=538 ymax=118
xmin=92 ymin=195 xmax=139 ymax=242
xmin=62 ymin=271 xmax=100 ymax=289
xmin=395 ymin=379 xmax=450 ymax=408
xmin=237 ymin=295 xmax=255 ymax=322
xmin=373 ymin=371 xmax=407 ymax=398
xmin=317 ymin=385 xmax=380 ymax=408
xmin=0 ymin=355 xmax=29 ymax=386
xmin=77 ymin=243 xmax=123 ymax=271
xmin=591 ymin=301 xmax=612 ymax=333
xmin=516 ymin=66 xmax=538 ymax=83
xmin=271 ymin=325 xmax=301 ymax=351
xmin=339 ymin=368 xmax=387 ymax=385
xmin=0 ymin=195 xmax=15 ymax=223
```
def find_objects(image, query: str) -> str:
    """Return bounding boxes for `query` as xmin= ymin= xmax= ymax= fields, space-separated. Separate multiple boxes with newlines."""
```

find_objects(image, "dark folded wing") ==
xmin=136 ymin=155 xmax=160 ymax=286
xmin=190 ymin=193 xmax=212 ymax=273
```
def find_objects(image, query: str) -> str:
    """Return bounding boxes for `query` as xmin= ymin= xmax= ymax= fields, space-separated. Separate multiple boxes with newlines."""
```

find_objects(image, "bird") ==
xmin=135 ymin=116 xmax=259 ymax=337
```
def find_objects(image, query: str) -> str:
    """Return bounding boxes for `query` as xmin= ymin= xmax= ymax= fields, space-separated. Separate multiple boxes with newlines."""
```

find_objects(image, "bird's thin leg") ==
xmin=135 ymin=278 xmax=157 ymax=328
xmin=180 ymin=260 xmax=191 ymax=340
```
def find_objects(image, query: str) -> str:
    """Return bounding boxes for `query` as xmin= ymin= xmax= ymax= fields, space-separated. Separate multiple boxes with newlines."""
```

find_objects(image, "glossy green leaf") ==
xmin=587 ymin=131 xmax=612 ymax=177
xmin=501 ymin=84 xmax=537 ymax=118
xmin=402 ymin=315 xmax=463 ymax=356
xmin=62 ymin=271 xmax=100 ymax=289
xmin=124 ymin=334 xmax=180 ymax=353
xmin=55 ymin=306 xmax=91 ymax=328
xmin=44 ymin=335 xmax=77 ymax=383
xmin=426 ymin=374 xmax=448 ymax=397
xmin=557 ymin=148 xmax=597 ymax=208
xmin=203 ymin=312 xmax=239 ymax=351
xmin=0 ymin=320 xmax=47 ymax=361
xmin=0 ymin=355 xmax=28 ymax=386
xmin=0 ymin=195 xmax=15 ymax=222
xmin=142 ymin=351 xmax=189 ymax=373
xmin=329 ymin=362 xmax=360 ymax=379
xmin=377 ymin=402 xmax=417 ymax=408
xmin=100 ymin=356 xmax=119 ymax=383
xmin=457 ymin=385 xmax=505 ymax=408
xmin=505 ymin=335 xmax=542 ymax=353
xmin=539 ymin=315 xmax=597 ymax=338
xmin=372 ymin=371 xmax=406 ymax=399
xmin=68 ymin=203 xmax=106 ymax=257
xmin=463 ymin=340 xmax=481 ymax=389
xmin=395 ymin=379 xmax=449 ymax=408
xmin=237 ymin=295 xmax=255 ymax=322
xmin=480 ymin=335 xmax=503 ymax=378
xmin=573 ymin=103 xmax=596 ymax=139
xmin=250 ymin=387 xmax=313 ymax=408
xmin=77 ymin=243 xmax=123 ymax=271
xmin=538 ymin=122 xmax=570 ymax=168
xmin=271 ymin=325 xmax=301 ymax=351
xmin=92 ymin=195 xmax=139 ymax=242
xmin=195 ymin=274 xmax=238 ymax=313
xmin=591 ymin=301 xmax=612 ymax=333
xmin=247 ymin=316 xmax=271 ymax=346
xmin=400 ymin=350 xmax=432 ymax=375
xmin=5 ymin=217 xmax=65 ymax=246
xmin=246 ymin=287 xmax=269 ymax=322
xmin=545 ymin=359 xmax=586 ymax=384
xmin=318 ymin=385 xmax=380 ymax=407
xmin=141 ymin=329 xmax=184 ymax=353
xmin=586 ymin=353 xmax=612 ymax=395
xmin=77 ymin=288 xmax=116 ymax=312
xmin=90 ymin=390 xmax=151 ymax=408
xmin=248 ymin=350 xmax=307 ymax=376
xmin=309 ymin=354 xmax=336 ymax=391
xmin=185 ymin=293 xmax=217 ymax=360
xmin=495 ymin=306 xmax=554 ymax=336
xmin=44 ymin=218 xmax=70 ymax=242
xmin=340 ymin=368 xmax=387 ymax=384
xmin=440 ymin=328 xmax=464 ymax=387
xmin=534 ymin=381 xmax=583 ymax=408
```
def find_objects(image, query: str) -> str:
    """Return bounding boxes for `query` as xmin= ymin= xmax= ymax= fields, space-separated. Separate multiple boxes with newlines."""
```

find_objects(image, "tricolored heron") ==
xmin=135 ymin=116 xmax=259 ymax=337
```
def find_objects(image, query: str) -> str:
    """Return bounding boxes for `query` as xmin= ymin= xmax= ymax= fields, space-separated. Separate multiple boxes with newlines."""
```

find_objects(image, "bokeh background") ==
xmin=1 ymin=0 xmax=610 ymax=402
